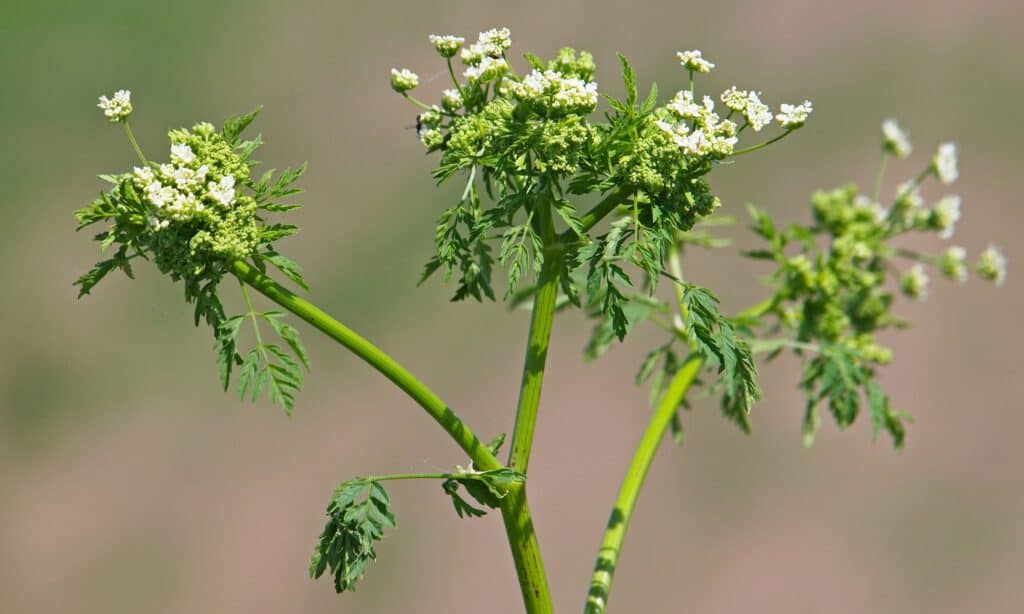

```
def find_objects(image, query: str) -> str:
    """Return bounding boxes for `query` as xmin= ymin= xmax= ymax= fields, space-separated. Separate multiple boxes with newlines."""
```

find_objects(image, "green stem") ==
xmin=508 ymin=199 xmax=561 ymax=473
xmin=561 ymin=186 xmax=635 ymax=242
xmin=239 ymin=282 xmax=269 ymax=362
xmin=230 ymin=259 xmax=502 ymax=473
xmin=731 ymin=129 xmax=794 ymax=156
xmin=368 ymin=472 xmax=451 ymax=482
xmin=123 ymin=121 xmax=147 ymax=164
xmin=500 ymin=485 xmax=554 ymax=614
xmin=584 ymin=356 xmax=703 ymax=614
xmin=872 ymin=154 xmax=889 ymax=203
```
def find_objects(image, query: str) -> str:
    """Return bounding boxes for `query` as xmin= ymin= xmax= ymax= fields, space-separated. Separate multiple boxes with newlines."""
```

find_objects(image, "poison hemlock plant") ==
xmin=79 ymin=29 xmax=1006 ymax=614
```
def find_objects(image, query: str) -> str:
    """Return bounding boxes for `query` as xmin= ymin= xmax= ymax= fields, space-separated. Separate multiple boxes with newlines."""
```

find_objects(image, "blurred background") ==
xmin=2 ymin=0 xmax=1022 ymax=612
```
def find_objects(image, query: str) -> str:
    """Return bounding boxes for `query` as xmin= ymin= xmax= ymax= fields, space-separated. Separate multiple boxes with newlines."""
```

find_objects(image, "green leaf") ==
xmin=311 ymin=479 xmax=396 ymax=592
xmin=222 ymin=106 xmax=263 ymax=144
xmin=618 ymin=54 xmax=638 ymax=110
xmin=260 ymin=252 xmax=311 ymax=292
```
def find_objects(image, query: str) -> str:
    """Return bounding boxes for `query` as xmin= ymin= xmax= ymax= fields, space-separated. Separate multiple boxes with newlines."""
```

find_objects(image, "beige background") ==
xmin=2 ymin=0 xmax=1022 ymax=612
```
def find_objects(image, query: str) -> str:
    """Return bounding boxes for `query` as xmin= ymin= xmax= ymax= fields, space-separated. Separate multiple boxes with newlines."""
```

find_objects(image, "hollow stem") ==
xmin=230 ymin=259 xmax=502 ymax=473
xmin=583 ymin=356 xmax=704 ymax=613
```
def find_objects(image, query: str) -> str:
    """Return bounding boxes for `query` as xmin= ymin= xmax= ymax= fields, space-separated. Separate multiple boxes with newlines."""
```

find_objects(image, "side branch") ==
xmin=584 ymin=356 xmax=703 ymax=614
xmin=231 ymin=259 xmax=502 ymax=472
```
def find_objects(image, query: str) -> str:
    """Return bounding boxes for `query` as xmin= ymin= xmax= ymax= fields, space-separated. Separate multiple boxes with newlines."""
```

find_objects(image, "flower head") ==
xmin=429 ymin=34 xmax=465 ymax=58
xmin=776 ymin=100 xmax=813 ymax=129
xmin=390 ymin=68 xmax=419 ymax=93
xmin=170 ymin=143 xmax=196 ymax=165
xmin=743 ymin=91 xmax=772 ymax=132
xmin=940 ymin=246 xmax=968 ymax=282
xmin=977 ymin=245 xmax=1007 ymax=286
xmin=933 ymin=142 xmax=958 ymax=184
xmin=932 ymin=195 xmax=961 ymax=239
xmin=881 ymin=119 xmax=912 ymax=159
xmin=441 ymin=88 xmax=463 ymax=111
xmin=97 ymin=89 xmax=133 ymax=122
xmin=463 ymin=56 xmax=508 ymax=83
xmin=677 ymin=50 xmax=714 ymax=73
xmin=477 ymin=27 xmax=512 ymax=57
xmin=900 ymin=264 xmax=929 ymax=300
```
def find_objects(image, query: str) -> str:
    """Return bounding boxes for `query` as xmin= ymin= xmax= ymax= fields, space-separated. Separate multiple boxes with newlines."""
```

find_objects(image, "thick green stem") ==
xmin=230 ymin=259 xmax=502 ymax=472
xmin=508 ymin=200 xmax=561 ymax=473
xmin=584 ymin=356 xmax=703 ymax=614
xmin=497 ymin=197 xmax=561 ymax=614
xmin=500 ymin=485 xmax=554 ymax=614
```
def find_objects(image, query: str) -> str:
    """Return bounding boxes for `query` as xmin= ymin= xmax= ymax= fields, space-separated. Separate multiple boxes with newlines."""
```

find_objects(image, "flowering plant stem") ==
xmin=234 ymin=257 xmax=556 ymax=611
xmin=584 ymin=356 xmax=703 ymax=613
xmin=230 ymin=259 xmax=503 ymax=472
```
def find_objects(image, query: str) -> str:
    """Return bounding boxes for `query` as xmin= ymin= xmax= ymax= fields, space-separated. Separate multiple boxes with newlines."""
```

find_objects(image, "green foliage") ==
xmin=442 ymin=468 xmax=526 ymax=519
xmin=310 ymin=479 xmax=397 ymax=593
xmin=75 ymin=108 xmax=311 ymax=413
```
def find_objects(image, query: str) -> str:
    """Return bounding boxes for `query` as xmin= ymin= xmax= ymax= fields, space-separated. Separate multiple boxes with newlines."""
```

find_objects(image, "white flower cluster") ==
xmin=720 ymin=87 xmax=772 ymax=132
xmin=417 ymin=106 xmax=445 ymax=148
xmin=505 ymin=69 xmax=599 ymax=113
xmin=933 ymin=142 xmax=958 ymax=184
xmin=776 ymin=100 xmax=813 ymax=129
xmin=854 ymin=194 xmax=889 ymax=223
xmin=977 ymin=245 xmax=1007 ymax=286
xmin=132 ymin=143 xmax=237 ymax=229
xmin=900 ymin=263 xmax=929 ymax=300
xmin=932 ymin=195 xmax=961 ymax=239
xmin=97 ymin=89 xmax=133 ymax=122
xmin=882 ymin=119 xmax=912 ymax=159
xmin=390 ymin=68 xmax=419 ymax=93
xmin=677 ymin=50 xmax=714 ymax=73
xmin=441 ymin=88 xmax=463 ymax=111
xmin=464 ymin=56 xmax=509 ymax=82
xmin=940 ymin=246 xmax=968 ymax=282
xmin=429 ymin=34 xmax=465 ymax=58
xmin=658 ymin=91 xmax=737 ymax=157
xmin=461 ymin=27 xmax=512 ymax=65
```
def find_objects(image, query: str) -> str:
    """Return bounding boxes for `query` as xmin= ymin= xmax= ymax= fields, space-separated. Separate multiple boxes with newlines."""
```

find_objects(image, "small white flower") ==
xmin=133 ymin=166 xmax=155 ymax=185
xmin=776 ymin=100 xmax=813 ymax=129
xmin=429 ymin=34 xmax=465 ymax=58
xmin=720 ymin=86 xmax=748 ymax=112
xmin=441 ymin=88 xmax=463 ymax=111
xmin=419 ymin=127 xmax=444 ymax=149
xmin=900 ymin=264 xmax=929 ymax=300
xmin=677 ymin=50 xmax=714 ymax=73
xmin=881 ymin=119 xmax=912 ymax=159
xmin=463 ymin=56 xmax=508 ymax=82
xmin=933 ymin=142 xmax=958 ymax=184
xmin=170 ymin=143 xmax=196 ymax=165
xmin=208 ymin=175 xmax=236 ymax=207
xmin=940 ymin=246 xmax=968 ymax=282
xmin=932 ymin=195 xmax=961 ymax=239
xmin=146 ymin=181 xmax=176 ymax=209
xmin=460 ymin=42 xmax=486 ymax=65
xmin=506 ymin=69 xmax=597 ymax=113
xmin=854 ymin=195 xmax=888 ymax=223
xmin=97 ymin=89 xmax=133 ymax=122
xmin=389 ymin=68 xmax=419 ymax=93
xmin=171 ymin=166 xmax=200 ymax=190
xmin=668 ymin=90 xmax=702 ymax=119
xmin=977 ymin=244 xmax=1007 ymax=286
xmin=477 ymin=27 xmax=511 ymax=56
xmin=743 ymin=91 xmax=772 ymax=132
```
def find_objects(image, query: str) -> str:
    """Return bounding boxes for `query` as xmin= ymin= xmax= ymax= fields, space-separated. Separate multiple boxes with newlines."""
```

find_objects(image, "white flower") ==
xmin=900 ymin=264 xmax=929 ymax=300
xmin=170 ymin=143 xmax=196 ymax=165
xmin=419 ymin=127 xmax=444 ymax=149
xmin=940 ymin=246 xmax=968 ymax=282
xmin=854 ymin=195 xmax=888 ymax=223
xmin=477 ymin=27 xmax=511 ymax=56
xmin=460 ymin=42 xmax=486 ymax=65
xmin=933 ymin=142 xmax=958 ymax=184
xmin=389 ymin=68 xmax=419 ymax=93
xmin=146 ymin=181 xmax=177 ymax=209
xmin=776 ymin=100 xmax=813 ymax=129
xmin=208 ymin=175 xmax=236 ymax=207
xmin=881 ymin=119 xmax=912 ymax=159
xmin=441 ymin=88 xmax=463 ymax=111
xmin=932 ymin=195 xmax=961 ymax=239
xmin=977 ymin=245 xmax=1007 ymax=286
xmin=668 ymin=90 xmax=702 ymax=119
xmin=97 ymin=89 xmax=132 ymax=122
xmin=506 ymin=69 xmax=597 ymax=113
xmin=463 ymin=56 xmax=508 ymax=82
xmin=133 ymin=166 xmax=155 ymax=185
xmin=720 ymin=86 xmax=748 ymax=112
xmin=429 ymin=34 xmax=465 ymax=58
xmin=743 ymin=91 xmax=772 ymax=132
xmin=147 ymin=215 xmax=170 ymax=230
xmin=677 ymin=50 xmax=714 ymax=73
